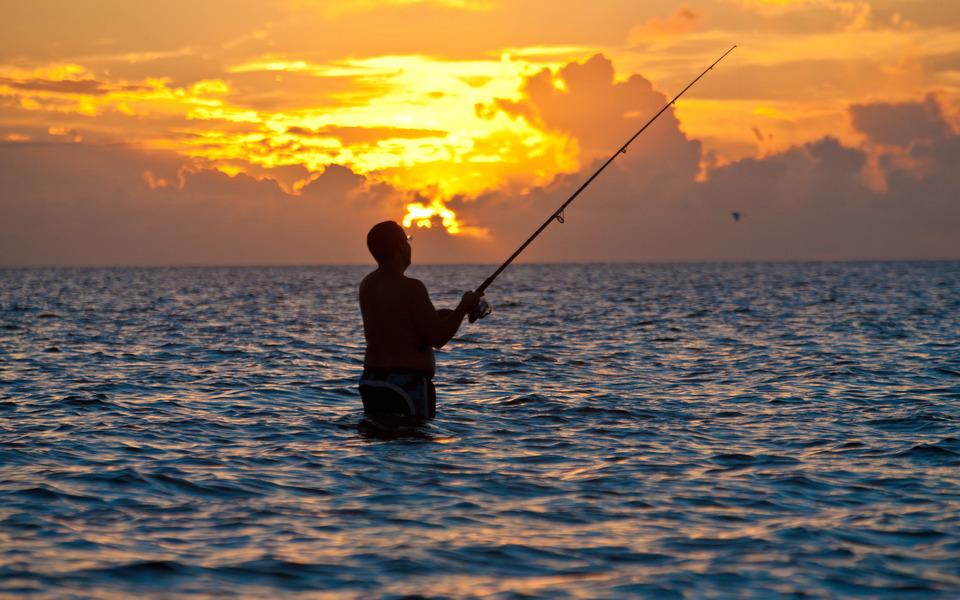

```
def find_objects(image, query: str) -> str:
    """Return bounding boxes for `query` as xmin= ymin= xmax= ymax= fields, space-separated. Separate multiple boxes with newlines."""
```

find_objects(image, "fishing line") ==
xmin=737 ymin=47 xmax=747 ymax=161
xmin=468 ymin=45 xmax=738 ymax=323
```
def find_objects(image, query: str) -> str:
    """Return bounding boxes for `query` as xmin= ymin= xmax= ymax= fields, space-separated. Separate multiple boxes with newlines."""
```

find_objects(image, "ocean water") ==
xmin=2 ymin=261 xmax=959 ymax=599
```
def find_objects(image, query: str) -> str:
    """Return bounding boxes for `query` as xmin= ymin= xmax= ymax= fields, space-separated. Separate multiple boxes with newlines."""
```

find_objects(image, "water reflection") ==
xmin=355 ymin=416 xmax=437 ymax=441
xmin=2 ymin=263 xmax=959 ymax=599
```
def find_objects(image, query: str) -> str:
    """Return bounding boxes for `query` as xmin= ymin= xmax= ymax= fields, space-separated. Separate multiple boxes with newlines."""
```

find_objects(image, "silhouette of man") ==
xmin=359 ymin=221 xmax=482 ymax=419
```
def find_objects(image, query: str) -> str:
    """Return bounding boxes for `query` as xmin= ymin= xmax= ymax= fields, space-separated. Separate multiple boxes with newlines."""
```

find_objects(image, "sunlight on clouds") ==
xmin=48 ymin=126 xmax=82 ymax=142
xmin=743 ymin=29 xmax=910 ymax=66
xmin=673 ymin=99 xmax=754 ymax=163
xmin=753 ymin=106 xmax=794 ymax=120
xmin=380 ymin=124 xmax=578 ymax=197
xmin=229 ymin=53 xmax=581 ymax=202
xmin=1 ymin=0 xmax=958 ymax=265
xmin=628 ymin=8 xmax=701 ymax=43
xmin=179 ymin=52 xmax=578 ymax=236
xmin=6 ymin=23 xmax=941 ymax=231
xmin=14 ymin=63 xmax=86 ymax=80
xmin=188 ymin=106 xmax=261 ymax=123
xmin=503 ymin=46 xmax=595 ymax=60
xmin=1 ymin=52 xmax=583 ymax=229
xmin=143 ymin=170 xmax=174 ymax=190
xmin=0 ymin=63 xmax=235 ymax=121
xmin=732 ymin=24 xmax=960 ymax=137
xmin=229 ymin=60 xmax=325 ymax=75
xmin=3 ymin=45 xmax=673 ymax=239
xmin=736 ymin=0 xmax=871 ymax=31
xmin=5 ymin=43 xmax=707 ymax=240
xmin=402 ymin=199 xmax=487 ymax=237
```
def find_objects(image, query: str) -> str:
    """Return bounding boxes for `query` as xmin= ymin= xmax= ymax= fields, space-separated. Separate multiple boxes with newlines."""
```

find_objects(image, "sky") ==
xmin=1 ymin=0 xmax=959 ymax=267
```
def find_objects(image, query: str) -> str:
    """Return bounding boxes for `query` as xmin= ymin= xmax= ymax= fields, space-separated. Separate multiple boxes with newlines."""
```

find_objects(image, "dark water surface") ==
xmin=2 ymin=262 xmax=960 ymax=599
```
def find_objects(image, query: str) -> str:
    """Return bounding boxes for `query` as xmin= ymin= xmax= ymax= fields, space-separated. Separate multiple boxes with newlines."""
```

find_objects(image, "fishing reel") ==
xmin=468 ymin=299 xmax=491 ymax=323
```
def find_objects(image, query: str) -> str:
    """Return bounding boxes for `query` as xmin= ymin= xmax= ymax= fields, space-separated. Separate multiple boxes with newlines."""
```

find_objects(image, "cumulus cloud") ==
xmin=628 ymin=8 xmax=703 ymax=44
xmin=850 ymin=93 xmax=953 ymax=147
xmin=462 ymin=59 xmax=960 ymax=264
xmin=482 ymin=54 xmax=699 ymax=168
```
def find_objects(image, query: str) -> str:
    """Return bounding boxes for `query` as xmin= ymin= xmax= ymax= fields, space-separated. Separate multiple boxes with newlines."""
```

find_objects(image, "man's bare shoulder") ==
xmin=360 ymin=270 xmax=427 ymax=298
xmin=397 ymin=274 xmax=429 ymax=301
xmin=359 ymin=270 xmax=377 ymax=291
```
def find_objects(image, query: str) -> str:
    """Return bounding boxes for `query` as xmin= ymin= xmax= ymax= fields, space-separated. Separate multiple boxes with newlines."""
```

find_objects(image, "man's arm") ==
xmin=408 ymin=281 xmax=481 ymax=349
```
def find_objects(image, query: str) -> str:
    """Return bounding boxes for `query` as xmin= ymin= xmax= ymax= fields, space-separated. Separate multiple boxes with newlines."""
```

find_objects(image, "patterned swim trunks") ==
xmin=359 ymin=368 xmax=436 ymax=418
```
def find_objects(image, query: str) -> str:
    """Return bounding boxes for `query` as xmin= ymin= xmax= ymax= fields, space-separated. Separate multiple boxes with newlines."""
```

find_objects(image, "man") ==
xmin=358 ymin=221 xmax=482 ymax=419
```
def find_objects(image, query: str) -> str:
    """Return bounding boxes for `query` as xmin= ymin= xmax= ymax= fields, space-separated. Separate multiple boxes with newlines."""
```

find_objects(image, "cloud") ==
xmin=460 ymin=61 xmax=960 ymax=264
xmin=850 ymin=93 xmax=953 ymax=147
xmin=479 ymin=53 xmax=701 ymax=171
xmin=0 ymin=141 xmax=413 ymax=267
xmin=0 ymin=77 xmax=114 ymax=96
xmin=733 ymin=0 xmax=872 ymax=31
xmin=628 ymin=8 xmax=703 ymax=44
xmin=286 ymin=125 xmax=449 ymax=145
xmin=2 ymin=49 xmax=958 ymax=267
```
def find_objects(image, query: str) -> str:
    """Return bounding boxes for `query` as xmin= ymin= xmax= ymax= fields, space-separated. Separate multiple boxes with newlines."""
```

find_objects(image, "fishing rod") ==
xmin=468 ymin=45 xmax=737 ymax=323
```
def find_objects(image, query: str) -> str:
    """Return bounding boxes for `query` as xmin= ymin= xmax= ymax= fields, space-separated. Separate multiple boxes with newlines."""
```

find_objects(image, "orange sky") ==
xmin=2 ymin=0 xmax=959 ymax=266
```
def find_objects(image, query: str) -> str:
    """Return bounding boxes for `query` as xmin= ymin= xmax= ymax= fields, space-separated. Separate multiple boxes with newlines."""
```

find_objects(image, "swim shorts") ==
xmin=359 ymin=368 xmax=436 ymax=418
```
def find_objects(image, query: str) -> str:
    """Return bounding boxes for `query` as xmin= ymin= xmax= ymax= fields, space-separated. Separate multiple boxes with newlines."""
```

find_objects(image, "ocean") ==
xmin=2 ymin=261 xmax=959 ymax=599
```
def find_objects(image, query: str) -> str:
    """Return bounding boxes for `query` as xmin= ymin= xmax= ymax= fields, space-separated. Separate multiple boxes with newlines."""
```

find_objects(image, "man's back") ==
xmin=359 ymin=269 xmax=437 ymax=375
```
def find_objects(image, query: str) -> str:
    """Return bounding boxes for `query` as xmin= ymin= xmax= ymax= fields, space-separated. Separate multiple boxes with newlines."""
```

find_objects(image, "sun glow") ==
xmin=403 ymin=200 xmax=458 ymax=232
xmin=402 ymin=199 xmax=488 ymax=237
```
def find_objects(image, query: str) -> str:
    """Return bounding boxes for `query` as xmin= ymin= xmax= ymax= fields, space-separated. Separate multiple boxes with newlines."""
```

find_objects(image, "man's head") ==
xmin=367 ymin=221 xmax=411 ymax=267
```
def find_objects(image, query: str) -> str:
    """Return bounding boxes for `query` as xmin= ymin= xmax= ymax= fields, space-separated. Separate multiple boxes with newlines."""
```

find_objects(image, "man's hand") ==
xmin=459 ymin=290 xmax=483 ymax=313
